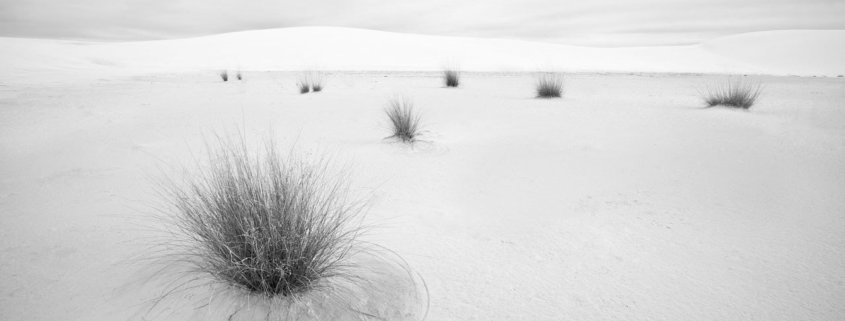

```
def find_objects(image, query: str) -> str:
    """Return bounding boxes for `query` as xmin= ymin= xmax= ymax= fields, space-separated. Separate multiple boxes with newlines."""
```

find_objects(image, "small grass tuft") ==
xmin=385 ymin=97 xmax=422 ymax=143
xmin=297 ymin=77 xmax=311 ymax=94
xmin=311 ymin=73 xmax=324 ymax=92
xmin=443 ymin=69 xmax=460 ymax=88
xmin=220 ymin=70 xmax=229 ymax=82
xmin=296 ymin=72 xmax=325 ymax=93
xmin=535 ymin=73 xmax=563 ymax=98
xmin=236 ymin=71 xmax=242 ymax=81
xmin=701 ymin=78 xmax=763 ymax=109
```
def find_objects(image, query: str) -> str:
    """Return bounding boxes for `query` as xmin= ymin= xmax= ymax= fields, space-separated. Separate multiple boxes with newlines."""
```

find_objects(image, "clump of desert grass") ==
xmin=297 ymin=71 xmax=325 ymax=94
xmin=140 ymin=135 xmax=430 ymax=320
xmin=161 ymin=137 xmax=363 ymax=299
xmin=385 ymin=97 xmax=422 ymax=143
xmin=220 ymin=70 xmax=229 ymax=82
xmin=535 ymin=72 xmax=563 ymax=98
xmin=236 ymin=71 xmax=243 ymax=81
xmin=443 ymin=69 xmax=460 ymax=88
xmin=297 ymin=77 xmax=311 ymax=94
xmin=311 ymin=73 xmax=325 ymax=92
xmin=700 ymin=77 xmax=763 ymax=109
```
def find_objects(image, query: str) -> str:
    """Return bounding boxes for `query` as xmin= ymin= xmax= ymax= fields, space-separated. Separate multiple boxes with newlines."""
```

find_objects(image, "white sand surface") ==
xmin=1 ymin=70 xmax=844 ymax=320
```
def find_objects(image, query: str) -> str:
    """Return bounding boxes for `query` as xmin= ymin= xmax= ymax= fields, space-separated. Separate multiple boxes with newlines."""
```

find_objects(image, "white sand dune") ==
xmin=1 ymin=27 xmax=844 ymax=80
xmin=702 ymin=30 xmax=845 ymax=76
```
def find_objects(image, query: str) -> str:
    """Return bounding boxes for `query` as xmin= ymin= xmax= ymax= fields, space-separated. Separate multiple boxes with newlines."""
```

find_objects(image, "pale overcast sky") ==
xmin=1 ymin=0 xmax=843 ymax=46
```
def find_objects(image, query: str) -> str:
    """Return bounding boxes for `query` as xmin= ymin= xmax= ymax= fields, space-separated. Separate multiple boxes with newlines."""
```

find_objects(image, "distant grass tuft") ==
xmin=385 ymin=97 xmax=422 ymax=143
xmin=236 ymin=71 xmax=242 ymax=81
xmin=296 ymin=72 xmax=326 ymax=93
xmin=220 ymin=70 xmax=229 ymax=82
xmin=297 ymin=77 xmax=311 ymax=94
xmin=160 ymin=136 xmax=365 ymax=299
xmin=535 ymin=73 xmax=563 ymax=98
xmin=311 ymin=73 xmax=324 ymax=92
xmin=443 ymin=69 xmax=460 ymax=88
xmin=701 ymin=78 xmax=763 ymax=109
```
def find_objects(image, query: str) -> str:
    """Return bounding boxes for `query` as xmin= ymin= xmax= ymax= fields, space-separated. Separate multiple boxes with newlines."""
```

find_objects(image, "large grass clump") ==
xmin=443 ymin=69 xmax=460 ymax=87
xmin=385 ymin=97 xmax=422 ymax=143
xmin=161 ymin=137 xmax=364 ymax=299
xmin=535 ymin=72 xmax=563 ymax=98
xmin=220 ymin=70 xmax=229 ymax=82
xmin=701 ymin=78 xmax=763 ymax=109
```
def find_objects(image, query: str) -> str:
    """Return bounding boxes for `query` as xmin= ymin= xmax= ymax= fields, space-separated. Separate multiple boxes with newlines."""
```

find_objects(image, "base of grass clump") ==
xmin=142 ymin=135 xmax=428 ymax=320
xmin=535 ymin=72 xmax=563 ymax=98
xmin=701 ymin=77 xmax=762 ymax=109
